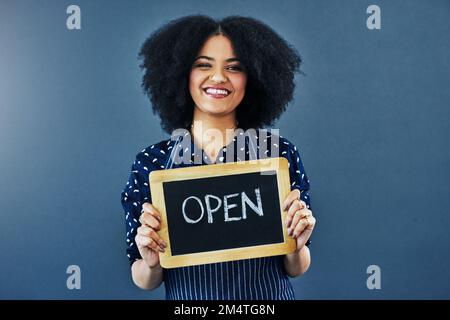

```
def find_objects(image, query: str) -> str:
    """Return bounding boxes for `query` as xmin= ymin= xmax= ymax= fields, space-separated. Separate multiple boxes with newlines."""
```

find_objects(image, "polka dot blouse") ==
xmin=121 ymin=129 xmax=312 ymax=300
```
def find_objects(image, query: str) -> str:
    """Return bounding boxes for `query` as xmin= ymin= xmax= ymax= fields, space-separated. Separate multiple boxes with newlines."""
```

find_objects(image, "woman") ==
xmin=121 ymin=15 xmax=316 ymax=300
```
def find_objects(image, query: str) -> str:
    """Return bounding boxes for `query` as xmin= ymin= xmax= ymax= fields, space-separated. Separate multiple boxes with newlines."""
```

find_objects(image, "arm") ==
xmin=131 ymin=202 xmax=167 ymax=290
xmin=282 ymin=189 xmax=316 ymax=278
xmin=281 ymin=139 xmax=315 ymax=277
xmin=121 ymin=150 xmax=167 ymax=290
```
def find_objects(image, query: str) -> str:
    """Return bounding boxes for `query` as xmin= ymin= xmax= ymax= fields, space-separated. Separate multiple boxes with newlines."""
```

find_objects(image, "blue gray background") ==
xmin=1 ymin=0 xmax=449 ymax=299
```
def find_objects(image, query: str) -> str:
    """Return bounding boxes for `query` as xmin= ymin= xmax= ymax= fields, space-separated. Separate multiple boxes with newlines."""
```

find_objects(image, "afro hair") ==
xmin=138 ymin=15 xmax=302 ymax=134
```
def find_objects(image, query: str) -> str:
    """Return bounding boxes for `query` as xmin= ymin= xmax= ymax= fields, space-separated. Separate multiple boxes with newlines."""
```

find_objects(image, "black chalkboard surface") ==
xmin=149 ymin=157 xmax=295 ymax=268
xmin=164 ymin=170 xmax=283 ymax=255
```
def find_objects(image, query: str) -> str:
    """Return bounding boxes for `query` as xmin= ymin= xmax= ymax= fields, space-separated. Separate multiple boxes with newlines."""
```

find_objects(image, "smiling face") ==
xmin=189 ymin=34 xmax=247 ymax=117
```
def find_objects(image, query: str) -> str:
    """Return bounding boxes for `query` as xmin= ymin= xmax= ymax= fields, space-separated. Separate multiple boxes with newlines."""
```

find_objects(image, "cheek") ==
xmin=189 ymin=70 xmax=202 ymax=93
xmin=231 ymin=75 xmax=247 ymax=98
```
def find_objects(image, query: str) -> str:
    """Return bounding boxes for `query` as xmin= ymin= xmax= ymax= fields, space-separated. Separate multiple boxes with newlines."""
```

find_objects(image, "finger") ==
xmin=135 ymin=233 xmax=149 ymax=248
xmin=148 ymin=228 xmax=167 ymax=249
xmin=139 ymin=212 xmax=161 ymax=230
xmin=138 ymin=226 xmax=167 ymax=249
xmin=282 ymin=189 xmax=301 ymax=211
xmin=306 ymin=214 xmax=316 ymax=230
xmin=292 ymin=219 xmax=309 ymax=238
xmin=135 ymin=234 xmax=164 ymax=252
xmin=288 ymin=210 xmax=303 ymax=236
xmin=293 ymin=214 xmax=316 ymax=238
xmin=142 ymin=202 xmax=162 ymax=222
xmin=285 ymin=199 xmax=304 ymax=228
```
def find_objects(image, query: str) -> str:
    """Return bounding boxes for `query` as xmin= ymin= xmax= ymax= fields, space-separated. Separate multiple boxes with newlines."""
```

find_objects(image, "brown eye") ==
xmin=194 ymin=63 xmax=211 ymax=68
xmin=227 ymin=65 xmax=243 ymax=72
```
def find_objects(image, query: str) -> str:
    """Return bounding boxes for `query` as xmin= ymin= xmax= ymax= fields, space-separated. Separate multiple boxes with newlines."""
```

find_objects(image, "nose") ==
xmin=210 ymin=67 xmax=227 ymax=83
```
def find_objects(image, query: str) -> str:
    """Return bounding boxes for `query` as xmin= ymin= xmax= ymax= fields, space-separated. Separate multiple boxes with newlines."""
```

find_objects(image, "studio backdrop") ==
xmin=1 ymin=0 xmax=449 ymax=299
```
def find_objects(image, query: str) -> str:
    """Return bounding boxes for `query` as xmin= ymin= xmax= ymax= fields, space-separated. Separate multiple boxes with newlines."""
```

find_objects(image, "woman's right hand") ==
xmin=135 ymin=202 xmax=167 ymax=268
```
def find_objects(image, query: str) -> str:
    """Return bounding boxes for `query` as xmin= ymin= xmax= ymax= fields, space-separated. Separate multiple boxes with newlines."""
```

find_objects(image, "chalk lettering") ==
xmin=182 ymin=196 xmax=204 ymax=224
xmin=181 ymin=188 xmax=264 ymax=224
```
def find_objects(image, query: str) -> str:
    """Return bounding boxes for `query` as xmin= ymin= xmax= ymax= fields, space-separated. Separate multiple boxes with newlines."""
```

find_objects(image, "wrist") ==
xmin=144 ymin=259 xmax=162 ymax=272
xmin=136 ymin=258 xmax=161 ymax=273
xmin=293 ymin=243 xmax=308 ymax=255
xmin=149 ymin=263 xmax=162 ymax=272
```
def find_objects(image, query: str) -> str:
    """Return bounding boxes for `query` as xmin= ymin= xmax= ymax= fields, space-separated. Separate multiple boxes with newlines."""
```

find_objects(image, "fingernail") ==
xmin=288 ymin=228 xmax=292 ymax=236
xmin=159 ymin=247 xmax=165 ymax=253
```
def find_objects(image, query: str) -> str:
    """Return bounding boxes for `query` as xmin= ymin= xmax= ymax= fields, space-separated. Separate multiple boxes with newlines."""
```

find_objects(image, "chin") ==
xmin=200 ymin=104 xmax=234 ymax=116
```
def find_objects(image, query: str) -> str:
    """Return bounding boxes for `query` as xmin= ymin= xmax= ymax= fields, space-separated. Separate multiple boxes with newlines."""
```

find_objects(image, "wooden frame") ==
xmin=149 ymin=157 xmax=296 ymax=268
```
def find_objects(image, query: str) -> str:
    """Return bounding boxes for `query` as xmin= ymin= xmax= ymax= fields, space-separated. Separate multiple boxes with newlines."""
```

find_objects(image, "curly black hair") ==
xmin=138 ymin=15 xmax=302 ymax=134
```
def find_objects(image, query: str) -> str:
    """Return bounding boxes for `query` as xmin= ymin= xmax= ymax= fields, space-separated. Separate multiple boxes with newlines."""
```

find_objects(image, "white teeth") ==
xmin=205 ymin=88 xmax=229 ymax=95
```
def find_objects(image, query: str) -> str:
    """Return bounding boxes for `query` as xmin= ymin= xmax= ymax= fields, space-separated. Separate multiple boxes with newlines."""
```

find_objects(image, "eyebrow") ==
xmin=194 ymin=56 xmax=241 ymax=63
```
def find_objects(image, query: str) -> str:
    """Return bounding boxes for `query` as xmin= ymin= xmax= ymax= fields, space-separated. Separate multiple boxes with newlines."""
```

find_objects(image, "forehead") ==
xmin=197 ymin=34 xmax=236 ymax=58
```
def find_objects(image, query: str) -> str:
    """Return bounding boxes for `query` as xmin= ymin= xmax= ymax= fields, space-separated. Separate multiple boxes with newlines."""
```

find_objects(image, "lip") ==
xmin=202 ymin=86 xmax=232 ymax=99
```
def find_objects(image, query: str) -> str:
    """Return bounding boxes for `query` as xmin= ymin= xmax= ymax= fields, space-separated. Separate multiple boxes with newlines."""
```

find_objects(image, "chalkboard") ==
xmin=149 ymin=157 xmax=295 ymax=268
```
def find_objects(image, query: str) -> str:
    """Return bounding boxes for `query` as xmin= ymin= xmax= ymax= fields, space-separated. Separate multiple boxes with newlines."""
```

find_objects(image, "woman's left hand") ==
xmin=283 ymin=189 xmax=316 ymax=252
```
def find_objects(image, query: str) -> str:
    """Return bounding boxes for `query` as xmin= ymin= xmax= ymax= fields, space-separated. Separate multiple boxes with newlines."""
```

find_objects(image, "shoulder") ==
xmin=276 ymin=135 xmax=307 ymax=172
xmin=131 ymin=138 xmax=173 ymax=172
xmin=278 ymin=135 xmax=299 ymax=153
xmin=267 ymin=134 xmax=299 ymax=160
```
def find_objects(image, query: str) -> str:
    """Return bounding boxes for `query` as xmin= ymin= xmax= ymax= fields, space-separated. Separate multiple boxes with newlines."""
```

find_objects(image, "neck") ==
xmin=190 ymin=107 xmax=238 ymax=158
